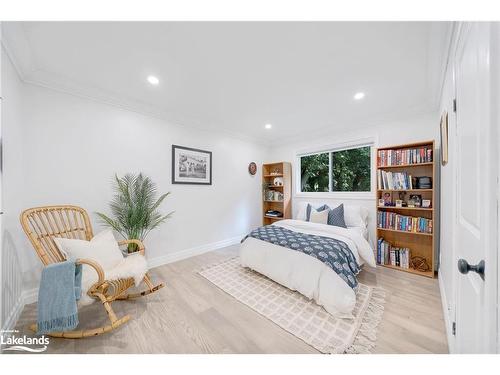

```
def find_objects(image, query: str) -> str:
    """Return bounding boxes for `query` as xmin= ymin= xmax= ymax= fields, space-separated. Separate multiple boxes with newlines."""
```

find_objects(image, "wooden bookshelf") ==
xmin=375 ymin=140 xmax=436 ymax=278
xmin=262 ymin=162 xmax=292 ymax=225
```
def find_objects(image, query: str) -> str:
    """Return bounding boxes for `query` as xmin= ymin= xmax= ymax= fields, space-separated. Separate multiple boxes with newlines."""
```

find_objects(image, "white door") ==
xmin=454 ymin=22 xmax=498 ymax=353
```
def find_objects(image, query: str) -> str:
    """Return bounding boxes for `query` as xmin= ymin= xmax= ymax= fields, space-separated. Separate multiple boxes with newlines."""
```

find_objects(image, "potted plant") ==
xmin=96 ymin=173 xmax=174 ymax=253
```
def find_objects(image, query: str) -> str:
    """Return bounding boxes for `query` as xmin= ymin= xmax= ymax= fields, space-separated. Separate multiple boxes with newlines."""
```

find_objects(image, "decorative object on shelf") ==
xmin=409 ymin=194 xmax=422 ymax=207
xmin=270 ymin=168 xmax=281 ymax=176
xmin=378 ymin=198 xmax=385 ymax=207
xmin=416 ymin=176 xmax=432 ymax=189
xmin=265 ymin=210 xmax=283 ymax=217
xmin=248 ymin=162 xmax=257 ymax=175
xmin=265 ymin=190 xmax=275 ymax=201
xmin=395 ymin=200 xmax=403 ymax=208
xmin=382 ymin=192 xmax=392 ymax=206
xmin=96 ymin=173 xmax=174 ymax=253
xmin=273 ymin=177 xmax=284 ymax=186
xmin=412 ymin=176 xmax=418 ymax=189
xmin=398 ymin=191 xmax=408 ymax=207
xmin=440 ymin=111 xmax=449 ymax=166
xmin=172 ymin=145 xmax=212 ymax=185
xmin=410 ymin=256 xmax=430 ymax=272
xmin=422 ymin=199 xmax=432 ymax=208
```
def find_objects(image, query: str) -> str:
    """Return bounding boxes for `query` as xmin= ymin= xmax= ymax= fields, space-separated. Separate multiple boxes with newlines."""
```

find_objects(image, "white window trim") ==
xmin=295 ymin=137 xmax=376 ymax=200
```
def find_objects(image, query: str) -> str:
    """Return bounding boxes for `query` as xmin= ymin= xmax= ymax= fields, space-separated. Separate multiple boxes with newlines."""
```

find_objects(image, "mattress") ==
xmin=240 ymin=219 xmax=376 ymax=317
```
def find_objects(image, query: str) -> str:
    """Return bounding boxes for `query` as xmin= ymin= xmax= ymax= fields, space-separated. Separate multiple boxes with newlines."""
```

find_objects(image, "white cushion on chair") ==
xmin=54 ymin=230 xmax=148 ymax=306
xmin=54 ymin=229 xmax=124 ymax=269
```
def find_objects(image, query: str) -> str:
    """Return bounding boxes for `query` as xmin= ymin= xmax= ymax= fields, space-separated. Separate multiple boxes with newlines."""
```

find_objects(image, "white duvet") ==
xmin=239 ymin=220 xmax=376 ymax=318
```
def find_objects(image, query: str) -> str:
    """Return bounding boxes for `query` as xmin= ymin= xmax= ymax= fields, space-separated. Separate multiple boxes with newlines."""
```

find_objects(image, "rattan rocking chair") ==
xmin=20 ymin=205 xmax=165 ymax=338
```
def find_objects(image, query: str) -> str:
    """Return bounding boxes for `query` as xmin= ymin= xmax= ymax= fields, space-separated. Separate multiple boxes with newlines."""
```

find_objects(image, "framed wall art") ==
xmin=440 ymin=111 xmax=448 ymax=166
xmin=172 ymin=145 xmax=212 ymax=185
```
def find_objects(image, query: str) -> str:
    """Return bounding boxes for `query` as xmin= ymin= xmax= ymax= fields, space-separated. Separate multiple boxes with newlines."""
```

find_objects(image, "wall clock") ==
xmin=248 ymin=162 xmax=257 ymax=175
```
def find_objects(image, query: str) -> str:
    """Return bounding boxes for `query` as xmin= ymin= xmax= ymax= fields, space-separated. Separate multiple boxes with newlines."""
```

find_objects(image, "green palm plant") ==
xmin=96 ymin=173 xmax=174 ymax=252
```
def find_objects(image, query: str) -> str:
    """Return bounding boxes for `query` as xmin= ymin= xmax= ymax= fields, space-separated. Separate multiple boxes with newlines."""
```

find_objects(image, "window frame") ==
xmin=295 ymin=138 xmax=375 ymax=200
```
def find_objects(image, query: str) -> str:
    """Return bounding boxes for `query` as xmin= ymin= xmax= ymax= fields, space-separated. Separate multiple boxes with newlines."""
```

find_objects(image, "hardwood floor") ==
xmin=14 ymin=245 xmax=448 ymax=354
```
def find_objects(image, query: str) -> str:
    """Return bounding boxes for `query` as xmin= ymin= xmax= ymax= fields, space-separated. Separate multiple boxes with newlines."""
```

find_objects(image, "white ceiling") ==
xmin=2 ymin=22 xmax=452 ymax=143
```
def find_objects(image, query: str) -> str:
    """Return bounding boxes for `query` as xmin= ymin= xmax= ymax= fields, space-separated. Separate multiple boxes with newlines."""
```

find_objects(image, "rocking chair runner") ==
xmin=20 ymin=205 xmax=165 ymax=338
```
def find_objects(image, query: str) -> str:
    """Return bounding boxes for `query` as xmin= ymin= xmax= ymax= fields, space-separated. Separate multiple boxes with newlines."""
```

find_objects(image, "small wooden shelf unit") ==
xmin=262 ymin=162 xmax=292 ymax=225
xmin=375 ymin=140 xmax=436 ymax=278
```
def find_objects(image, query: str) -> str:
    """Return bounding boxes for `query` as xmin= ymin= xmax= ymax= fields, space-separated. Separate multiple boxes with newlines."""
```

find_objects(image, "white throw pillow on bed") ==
xmin=343 ymin=205 xmax=369 ymax=228
xmin=309 ymin=209 xmax=329 ymax=224
xmin=295 ymin=201 xmax=310 ymax=221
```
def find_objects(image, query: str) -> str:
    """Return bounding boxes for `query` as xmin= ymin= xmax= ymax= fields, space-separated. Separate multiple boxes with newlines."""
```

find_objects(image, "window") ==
xmin=299 ymin=145 xmax=371 ymax=193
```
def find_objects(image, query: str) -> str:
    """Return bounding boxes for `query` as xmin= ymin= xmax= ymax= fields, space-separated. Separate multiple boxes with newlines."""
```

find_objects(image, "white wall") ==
xmin=267 ymin=113 xmax=440 ymax=247
xmin=1 ymin=46 xmax=26 ymax=330
xmin=1 ymin=54 xmax=268 ymax=310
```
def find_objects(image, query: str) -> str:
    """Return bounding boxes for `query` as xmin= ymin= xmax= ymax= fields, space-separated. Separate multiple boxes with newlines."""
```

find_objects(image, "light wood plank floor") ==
xmin=14 ymin=245 xmax=448 ymax=354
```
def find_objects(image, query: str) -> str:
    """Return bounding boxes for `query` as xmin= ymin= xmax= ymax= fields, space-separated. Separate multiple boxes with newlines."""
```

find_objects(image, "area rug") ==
xmin=198 ymin=257 xmax=386 ymax=354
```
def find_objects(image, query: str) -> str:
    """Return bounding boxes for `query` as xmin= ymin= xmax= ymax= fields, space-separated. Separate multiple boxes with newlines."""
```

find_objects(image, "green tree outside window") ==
xmin=300 ymin=146 xmax=371 ymax=192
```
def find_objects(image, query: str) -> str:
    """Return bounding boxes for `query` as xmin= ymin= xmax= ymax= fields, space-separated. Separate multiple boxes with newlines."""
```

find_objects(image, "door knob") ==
xmin=458 ymin=259 xmax=485 ymax=280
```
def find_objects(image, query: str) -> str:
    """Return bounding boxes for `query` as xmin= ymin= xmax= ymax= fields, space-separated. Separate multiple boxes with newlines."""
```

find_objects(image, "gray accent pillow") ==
xmin=306 ymin=204 xmax=329 ymax=221
xmin=327 ymin=203 xmax=347 ymax=228
xmin=306 ymin=203 xmax=347 ymax=228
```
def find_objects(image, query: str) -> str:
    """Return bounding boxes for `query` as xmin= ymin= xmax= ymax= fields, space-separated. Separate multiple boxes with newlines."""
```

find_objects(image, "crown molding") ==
xmin=1 ymin=23 xmax=271 ymax=147
xmin=269 ymin=105 xmax=438 ymax=148
xmin=2 ymin=22 xmax=446 ymax=149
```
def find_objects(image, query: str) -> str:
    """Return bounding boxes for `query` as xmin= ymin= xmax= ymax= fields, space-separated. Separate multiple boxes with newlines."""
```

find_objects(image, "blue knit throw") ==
xmin=37 ymin=260 xmax=82 ymax=334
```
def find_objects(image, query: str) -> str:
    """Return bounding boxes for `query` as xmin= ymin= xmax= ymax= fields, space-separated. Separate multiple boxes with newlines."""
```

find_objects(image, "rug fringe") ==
xmin=345 ymin=286 xmax=386 ymax=354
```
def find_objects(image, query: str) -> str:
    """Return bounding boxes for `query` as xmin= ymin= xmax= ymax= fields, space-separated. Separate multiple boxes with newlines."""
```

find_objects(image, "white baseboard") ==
xmin=438 ymin=273 xmax=455 ymax=353
xmin=1 ymin=295 xmax=24 ymax=332
xmin=22 ymin=288 xmax=38 ymax=305
xmin=17 ymin=235 xmax=243 ymax=309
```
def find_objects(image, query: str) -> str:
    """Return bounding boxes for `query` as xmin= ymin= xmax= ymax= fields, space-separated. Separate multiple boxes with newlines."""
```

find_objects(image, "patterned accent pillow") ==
xmin=327 ymin=204 xmax=347 ymax=228
xmin=305 ymin=204 xmax=329 ymax=221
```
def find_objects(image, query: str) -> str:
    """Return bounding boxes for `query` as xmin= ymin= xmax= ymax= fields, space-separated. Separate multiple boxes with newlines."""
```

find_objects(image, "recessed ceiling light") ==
xmin=265 ymin=123 xmax=272 ymax=129
xmin=353 ymin=92 xmax=365 ymax=100
xmin=147 ymin=75 xmax=160 ymax=86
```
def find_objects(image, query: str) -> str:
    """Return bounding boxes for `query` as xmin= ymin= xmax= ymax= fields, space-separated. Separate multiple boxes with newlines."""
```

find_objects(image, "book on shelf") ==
xmin=377 ymin=170 xmax=414 ymax=190
xmin=377 ymin=238 xmax=411 ymax=268
xmin=377 ymin=211 xmax=433 ymax=234
xmin=377 ymin=146 xmax=432 ymax=167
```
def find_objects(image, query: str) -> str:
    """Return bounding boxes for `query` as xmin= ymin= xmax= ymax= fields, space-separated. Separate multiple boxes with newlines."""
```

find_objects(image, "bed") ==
xmin=239 ymin=204 xmax=376 ymax=318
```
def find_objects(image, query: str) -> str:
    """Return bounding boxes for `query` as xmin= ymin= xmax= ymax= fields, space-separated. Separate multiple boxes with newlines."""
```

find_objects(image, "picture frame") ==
xmin=395 ymin=200 xmax=403 ymax=208
xmin=382 ymin=192 xmax=392 ymax=206
xmin=422 ymin=199 xmax=432 ymax=208
xmin=378 ymin=198 xmax=385 ymax=207
xmin=440 ymin=111 xmax=448 ymax=166
xmin=172 ymin=145 xmax=212 ymax=185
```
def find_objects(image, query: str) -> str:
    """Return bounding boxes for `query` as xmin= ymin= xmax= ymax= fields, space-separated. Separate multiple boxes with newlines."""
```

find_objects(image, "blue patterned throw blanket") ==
xmin=242 ymin=225 xmax=360 ymax=289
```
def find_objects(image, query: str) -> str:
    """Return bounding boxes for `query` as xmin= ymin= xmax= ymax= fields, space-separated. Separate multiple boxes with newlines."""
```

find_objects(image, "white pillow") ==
xmin=54 ymin=230 xmax=126 ymax=305
xmin=309 ymin=209 xmax=329 ymax=224
xmin=343 ymin=205 xmax=369 ymax=228
xmin=54 ymin=229 xmax=124 ymax=269
xmin=295 ymin=201 xmax=309 ymax=221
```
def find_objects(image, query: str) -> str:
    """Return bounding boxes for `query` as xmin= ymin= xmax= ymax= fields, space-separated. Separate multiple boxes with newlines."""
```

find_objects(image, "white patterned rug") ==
xmin=198 ymin=257 xmax=385 ymax=354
